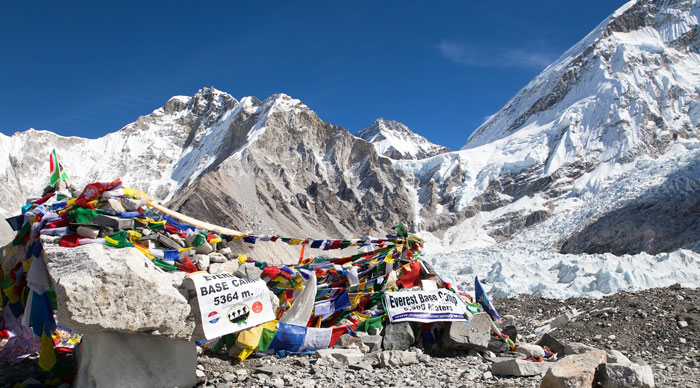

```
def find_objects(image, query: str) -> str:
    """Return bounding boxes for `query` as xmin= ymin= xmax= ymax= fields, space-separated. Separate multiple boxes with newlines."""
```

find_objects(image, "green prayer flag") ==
xmin=68 ymin=207 xmax=100 ymax=224
xmin=153 ymin=259 xmax=178 ymax=271
xmin=357 ymin=315 xmax=383 ymax=332
xmin=105 ymin=231 xmax=134 ymax=248
xmin=258 ymin=328 xmax=277 ymax=351
xmin=191 ymin=232 xmax=206 ymax=248
xmin=12 ymin=221 xmax=31 ymax=246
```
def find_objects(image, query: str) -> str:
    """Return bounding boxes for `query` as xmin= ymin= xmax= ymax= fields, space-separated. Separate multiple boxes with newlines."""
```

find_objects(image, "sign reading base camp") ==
xmin=384 ymin=289 xmax=468 ymax=323
xmin=189 ymin=273 xmax=275 ymax=339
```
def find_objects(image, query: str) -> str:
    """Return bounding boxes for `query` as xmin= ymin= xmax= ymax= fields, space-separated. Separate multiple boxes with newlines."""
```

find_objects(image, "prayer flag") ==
xmin=475 ymin=276 xmax=501 ymax=323
xmin=49 ymin=149 xmax=68 ymax=186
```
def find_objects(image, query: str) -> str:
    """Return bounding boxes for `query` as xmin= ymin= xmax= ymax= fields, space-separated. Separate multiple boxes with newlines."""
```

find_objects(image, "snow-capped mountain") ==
xmin=1 ymin=0 xmax=699 ymax=298
xmin=356 ymin=118 xmax=450 ymax=160
xmin=406 ymin=0 xmax=700 ymax=296
xmin=0 ymin=87 xmax=417 ymax=245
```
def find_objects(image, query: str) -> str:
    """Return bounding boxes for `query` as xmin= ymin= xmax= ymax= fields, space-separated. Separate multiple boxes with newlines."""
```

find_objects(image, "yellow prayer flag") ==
xmin=288 ymin=238 xmax=303 ymax=246
xmin=237 ymin=254 xmax=248 ymax=264
xmin=127 ymin=230 xmax=142 ymax=244
xmin=39 ymin=330 xmax=57 ymax=372
xmin=134 ymin=244 xmax=155 ymax=259
xmin=2 ymin=285 xmax=19 ymax=304
xmin=22 ymin=257 xmax=34 ymax=273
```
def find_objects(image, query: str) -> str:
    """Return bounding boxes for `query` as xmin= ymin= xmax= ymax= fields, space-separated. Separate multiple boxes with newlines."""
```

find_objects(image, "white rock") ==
xmin=209 ymin=252 xmax=227 ymax=263
xmin=42 ymin=238 xmax=195 ymax=339
xmin=492 ymin=358 xmax=550 ymax=377
xmin=515 ymin=343 xmax=545 ymax=359
xmin=316 ymin=348 xmax=364 ymax=364
xmin=73 ymin=331 xmax=196 ymax=388
xmin=377 ymin=350 xmax=419 ymax=367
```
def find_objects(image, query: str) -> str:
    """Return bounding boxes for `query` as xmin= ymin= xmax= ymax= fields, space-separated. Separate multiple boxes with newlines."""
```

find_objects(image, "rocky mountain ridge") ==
xmin=356 ymin=118 xmax=450 ymax=160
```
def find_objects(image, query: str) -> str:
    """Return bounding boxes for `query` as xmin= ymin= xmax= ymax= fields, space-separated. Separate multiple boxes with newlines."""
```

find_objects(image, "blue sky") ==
xmin=0 ymin=1 xmax=627 ymax=151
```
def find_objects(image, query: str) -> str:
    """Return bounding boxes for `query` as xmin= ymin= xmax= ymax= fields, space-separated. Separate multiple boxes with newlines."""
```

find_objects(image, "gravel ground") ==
xmin=1 ymin=285 xmax=698 ymax=388
xmin=192 ymin=285 xmax=699 ymax=388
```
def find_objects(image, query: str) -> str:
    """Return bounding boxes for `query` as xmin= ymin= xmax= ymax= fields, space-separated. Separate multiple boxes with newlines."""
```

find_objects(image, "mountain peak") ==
xmin=463 ymin=0 xmax=699 ymax=178
xmin=357 ymin=118 xmax=449 ymax=160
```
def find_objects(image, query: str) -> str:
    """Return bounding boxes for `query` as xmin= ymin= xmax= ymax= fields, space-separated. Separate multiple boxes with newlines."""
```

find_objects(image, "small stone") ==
xmin=222 ymin=372 xmax=236 ymax=382
xmin=335 ymin=334 xmax=370 ymax=353
xmin=515 ymin=343 xmax=545 ymax=359
xmin=349 ymin=361 xmax=374 ymax=372
xmin=77 ymin=226 xmax=100 ymax=239
xmin=256 ymin=364 xmax=288 ymax=375
xmin=679 ymin=338 xmax=687 ymax=344
xmin=482 ymin=371 xmax=493 ymax=380
xmin=678 ymin=320 xmax=689 ymax=329
xmin=536 ymin=333 xmax=566 ymax=356
xmin=360 ymin=335 xmax=383 ymax=353
xmin=193 ymin=254 xmax=210 ymax=270
xmin=492 ymin=358 xmax=550 ymax=377
xmin=209 ymin=252 xmax=227 ymax=263
xmin=92 ymin=214 xmax=134 ymax=231
xmin=607 ymin=335 xmax=616 ymax=341
xmin=503 ymin=325 xmax=518 ymax=340
xmin=196 ymin=241 xmax=214 ymax=254
xmin=377 ymin=350 xmax=419 ymax=367
xmin=158 ymin=233 xmax=184 ymax=249
xmin=316 ymin=348 xmax=364 ymax=364
xmin=120 ymin=197 xmax=143 ymax=212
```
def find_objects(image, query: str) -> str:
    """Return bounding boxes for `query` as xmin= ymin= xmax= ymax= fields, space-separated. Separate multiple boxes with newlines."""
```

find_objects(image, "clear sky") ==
xmin=0 ymin=1 xmax=628 ymax=151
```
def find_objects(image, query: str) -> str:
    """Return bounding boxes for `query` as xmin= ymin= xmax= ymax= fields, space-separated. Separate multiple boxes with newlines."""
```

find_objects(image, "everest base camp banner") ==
xmin=384 ymin=289 xmax=468 ymax=323
xmin=189 ymin=273 xmax=275 ymax=339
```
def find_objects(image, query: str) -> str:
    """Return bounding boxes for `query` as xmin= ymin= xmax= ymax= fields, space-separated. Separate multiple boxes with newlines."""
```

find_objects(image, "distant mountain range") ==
xmin=2 ymin=0 xmax=698 ymax=285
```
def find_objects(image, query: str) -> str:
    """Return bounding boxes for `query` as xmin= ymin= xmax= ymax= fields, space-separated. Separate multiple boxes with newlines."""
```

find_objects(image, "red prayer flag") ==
xmin=396 ymin=260 xmax=422 ymax=289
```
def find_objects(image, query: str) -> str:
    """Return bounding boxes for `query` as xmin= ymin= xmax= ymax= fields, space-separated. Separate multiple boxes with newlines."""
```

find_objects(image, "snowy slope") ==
xmin=357 ymin=118 xmax=449 ymax=160
xmin=398 ymin=0 xmax=700 ymax=297
xmin=426 ymin=138 xmax=700 ymax=298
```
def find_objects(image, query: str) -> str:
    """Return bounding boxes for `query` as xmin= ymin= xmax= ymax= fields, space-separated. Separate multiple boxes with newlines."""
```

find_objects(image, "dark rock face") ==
xmin=561 ymin=159 xmax=700 ymax=255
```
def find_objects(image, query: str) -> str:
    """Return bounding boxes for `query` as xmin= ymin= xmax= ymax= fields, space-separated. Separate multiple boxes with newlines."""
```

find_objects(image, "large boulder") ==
xmin=595 ymin=363 xmax=655 ymax=388
xmin=382 ymin=322 xmax=415 ymax=350
xmin=73 ymin=331 xmax=196 ymax=388
xmin=41 ymin=237 xmax=196 ymax=339
xmin=540 ymin=350 xmax=607 ymax=388
xmin=441 ymin=312 xmax=492 ymax=351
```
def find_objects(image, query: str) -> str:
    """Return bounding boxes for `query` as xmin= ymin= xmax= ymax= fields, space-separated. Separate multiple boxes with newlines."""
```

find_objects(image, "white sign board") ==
xmin=189 ymin=272 xmax=275 ymax=339
xmin=384 ymin=289 xmax=468 ymax=323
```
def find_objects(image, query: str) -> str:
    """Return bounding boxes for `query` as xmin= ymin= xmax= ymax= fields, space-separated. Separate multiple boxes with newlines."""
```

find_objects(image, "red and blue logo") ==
xmin=207 ymin=311 xmax=220 ymax=324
